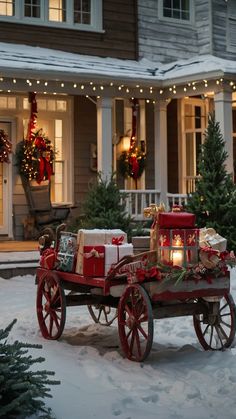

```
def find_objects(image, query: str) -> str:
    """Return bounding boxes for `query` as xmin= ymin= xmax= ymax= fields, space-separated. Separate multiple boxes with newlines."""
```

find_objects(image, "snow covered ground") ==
xmin=1 ymin=268 xmax=236 ymax=419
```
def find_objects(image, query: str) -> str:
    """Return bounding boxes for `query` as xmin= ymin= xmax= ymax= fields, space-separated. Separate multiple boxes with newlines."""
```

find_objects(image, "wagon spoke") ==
xmin=220 ymin=312 xmax=231 ymax=317
xmin=137 ymin=323 xmax=148 ymax=339
xmin=49 ymin=315 xmax=54 ymax=337
xmin=218 ymin=324 xmax=229 ymax=341
xmin=220 ymin=302 xmax=228 ymax=312
xmin=125 ymin=304 xmax=133 ymax=318
xmin=51 ymin=311 xmax=60 ymax=331
xmin=135 ymin=328 xmax=142 ymax=358
xmin=42 ymin=289 xmax=51 ymax=302
xmin=215 ymin=325 xmax=224 ymax=347
xmin=129 ymin=330 xmax=135 ymax=355
xmin=126 ymin=328 xmax=132 ymax=340
xmin=209 ymin=326 xmax=214 ymax=347
xmin=202 ymin=323 xmax=210 ymax=337
xmin=221 ymin=319 xmax=231 ymax=328
xmin=43 ymin=312 xmax=49 ymax=322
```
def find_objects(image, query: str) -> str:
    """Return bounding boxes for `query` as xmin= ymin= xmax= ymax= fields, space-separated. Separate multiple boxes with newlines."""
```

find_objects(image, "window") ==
xmin=227 ymin=0 xmax=236 ymax=52
xmin=24 ymin=0 xmax=40 ymax=18
xmin=160 ymin=0 xmax=192 ymax=22
xmin=49 ymin=0 xmax=66 ymax=22
xmin=0 ymin=0 xmax=14 ymax=16
xmin=0 ymin=0 xmax=103 ymax=31
xmin=182 ymin=100 xmax=207 ymax=193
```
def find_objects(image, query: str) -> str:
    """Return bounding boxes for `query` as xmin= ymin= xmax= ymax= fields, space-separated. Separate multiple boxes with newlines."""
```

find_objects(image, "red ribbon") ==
xmin=112 ymin=236 xmax=124 ymax=245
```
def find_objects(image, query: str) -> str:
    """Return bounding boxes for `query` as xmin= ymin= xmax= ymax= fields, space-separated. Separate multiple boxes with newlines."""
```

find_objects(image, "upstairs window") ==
xmin=0 ymin=0 xmax=103 ymax=32
xmin=227 ymin=0 xmax=236 ymax=52
xmin=49 ymin=0 xmax=66 ymax=22
xmin=0 ymin=0 xmax=15 ymax=16
xmin=160 ymin=0 xmax=192 ymax=23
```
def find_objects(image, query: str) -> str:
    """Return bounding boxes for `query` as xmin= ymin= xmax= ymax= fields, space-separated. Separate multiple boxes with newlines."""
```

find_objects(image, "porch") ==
xmin=120 ymin=189 xmax=188 ymax=220
xmin=0 ymin=241 xmax=39 ymax=279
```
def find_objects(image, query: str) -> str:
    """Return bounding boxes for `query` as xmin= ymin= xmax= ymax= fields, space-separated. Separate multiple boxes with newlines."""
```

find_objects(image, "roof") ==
xmin=0 ymin=42 xmax=235 ymax=87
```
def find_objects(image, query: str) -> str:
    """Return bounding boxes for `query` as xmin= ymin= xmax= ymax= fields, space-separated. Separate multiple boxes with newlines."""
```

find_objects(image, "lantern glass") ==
xmin=158 ymin=228 xmax=199 ymax=268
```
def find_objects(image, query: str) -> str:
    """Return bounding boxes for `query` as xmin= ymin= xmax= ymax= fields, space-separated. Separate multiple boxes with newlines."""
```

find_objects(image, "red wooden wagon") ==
xmin=35 ymin=250 xmax=236 ymax=362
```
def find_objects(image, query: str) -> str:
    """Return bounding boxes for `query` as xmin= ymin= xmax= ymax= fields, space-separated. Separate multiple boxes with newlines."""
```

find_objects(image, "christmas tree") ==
xmin=187 ymin=112 xmax=236 ymax=251
xmin=0 ymin=319 xmax=59 ymax=418
xmin=72 ymin=174 xmax=132 ymax=238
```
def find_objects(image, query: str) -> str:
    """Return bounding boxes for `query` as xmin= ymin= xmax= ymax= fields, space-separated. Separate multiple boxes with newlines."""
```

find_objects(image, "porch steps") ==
xmin=0 ymin=251 xmax=39 ymax=279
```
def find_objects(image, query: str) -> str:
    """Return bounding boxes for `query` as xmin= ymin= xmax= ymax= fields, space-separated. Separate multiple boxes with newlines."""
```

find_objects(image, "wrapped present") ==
xmin=83 ymin=246 xmax=105 ymax=276
xmin=40 ymin=248 xmax=57 ymax=270
xmin=199 ymin=227 xmax=227 ymax=252
xmin=57 ymin=232 xmax=77 ymax=272
xmin=104 ymin=243 xmax=133 ymax=275
xmin=158 ymin=212 xmax=196 ymax=228
xmin=76 ymin=229 xmax=127 ymax=274
xmin=82 ymin=243 xmax=133 ymax=277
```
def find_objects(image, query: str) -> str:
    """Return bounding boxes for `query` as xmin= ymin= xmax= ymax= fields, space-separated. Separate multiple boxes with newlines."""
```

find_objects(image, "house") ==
xmin=0 ymin=0 xmax=235 ymax=240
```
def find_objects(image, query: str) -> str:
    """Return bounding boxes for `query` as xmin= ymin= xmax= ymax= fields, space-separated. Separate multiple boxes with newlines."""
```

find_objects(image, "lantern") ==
xmin=158 ymin=228 xmax=199 ymax=267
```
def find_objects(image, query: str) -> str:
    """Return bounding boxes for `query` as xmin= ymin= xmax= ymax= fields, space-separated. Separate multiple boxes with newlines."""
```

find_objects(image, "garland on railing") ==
xmin=118 ymin=99 xmax=146 ymax=185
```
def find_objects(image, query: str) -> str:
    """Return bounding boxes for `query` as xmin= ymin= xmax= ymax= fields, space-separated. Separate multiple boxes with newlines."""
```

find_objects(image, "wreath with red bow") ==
xmin=118 ymin=99 xmax=146 ymax=183
xmin=16 ymin=93 xmax=55 ymax=184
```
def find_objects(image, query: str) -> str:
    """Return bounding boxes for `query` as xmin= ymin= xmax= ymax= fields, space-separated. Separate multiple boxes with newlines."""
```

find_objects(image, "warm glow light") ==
xmin=120 ymin=136 xmax=130 ymax=152
xmin=172 ymin=250 xmax=183 ymax=266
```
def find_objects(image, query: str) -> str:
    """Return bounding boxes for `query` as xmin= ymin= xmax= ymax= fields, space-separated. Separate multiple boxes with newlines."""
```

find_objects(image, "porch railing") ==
xmin=120 ymin=190 xmax=188 ymax=220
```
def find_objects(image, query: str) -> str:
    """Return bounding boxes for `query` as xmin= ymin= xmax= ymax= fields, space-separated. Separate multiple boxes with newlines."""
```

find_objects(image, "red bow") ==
xmin=112 ymin=236 xmax=124 ymax=245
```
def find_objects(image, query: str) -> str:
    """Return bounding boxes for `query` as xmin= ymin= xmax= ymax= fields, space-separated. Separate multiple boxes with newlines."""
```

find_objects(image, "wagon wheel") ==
xmin=36 ymin=272 xmax=66 ymax=340
xmin=87 ymin=305 xmax=118 ymax=326
xmin=193 ymin=293 xmax=236 ymax=350
xmin=118 ymin=283 xmax=153 ymax=362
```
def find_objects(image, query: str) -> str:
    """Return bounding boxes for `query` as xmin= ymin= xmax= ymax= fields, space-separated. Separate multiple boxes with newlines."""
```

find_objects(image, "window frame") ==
xmin=226 ymin=0 xmax=236 ymax=53
xmin=0 ymin=0 xmax=103 ymax=33
xmin=158 ymin=0 xmax=194 ymax=26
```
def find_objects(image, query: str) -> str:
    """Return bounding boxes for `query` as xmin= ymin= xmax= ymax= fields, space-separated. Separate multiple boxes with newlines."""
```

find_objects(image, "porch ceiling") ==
xmin=0 ymin=42 xmax=235 ymax=99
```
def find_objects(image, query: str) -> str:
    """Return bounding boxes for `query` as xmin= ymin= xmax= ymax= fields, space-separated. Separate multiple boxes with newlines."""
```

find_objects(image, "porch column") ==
xmin=96 ymin=97 xmax=113 ymax=180
xmin=214 ymin=90 xmax=234 ymax=175
xmin=154 ymin=100 xmax=168 ymax=204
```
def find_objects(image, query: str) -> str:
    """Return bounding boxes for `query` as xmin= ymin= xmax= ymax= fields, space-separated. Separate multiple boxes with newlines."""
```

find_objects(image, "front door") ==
xmin=0 ymin=121 xmax=13 ymax=237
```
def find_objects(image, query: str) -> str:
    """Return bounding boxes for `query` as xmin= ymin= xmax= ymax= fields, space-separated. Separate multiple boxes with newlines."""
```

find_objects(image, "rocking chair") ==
xmin=21 ymin=176 xmax=71 ymax=233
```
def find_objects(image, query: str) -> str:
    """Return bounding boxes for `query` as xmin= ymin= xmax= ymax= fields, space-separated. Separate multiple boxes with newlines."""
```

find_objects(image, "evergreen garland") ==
xmin=187 ymin=112 xmax=236 ymax=251
xmin=118 ymin=148 xmax=146 ymax=180
xmin=0 ymin=129 xmax=12 ymax=163
xmin=0 ymin=319 xmax=60 ymax=419
xmin=15 ymin=129 xmax=55 ymax=183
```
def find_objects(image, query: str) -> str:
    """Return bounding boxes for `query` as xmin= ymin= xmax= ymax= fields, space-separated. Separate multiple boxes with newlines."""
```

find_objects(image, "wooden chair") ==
xmin=21 ymin=176 xmax=71 ymax=232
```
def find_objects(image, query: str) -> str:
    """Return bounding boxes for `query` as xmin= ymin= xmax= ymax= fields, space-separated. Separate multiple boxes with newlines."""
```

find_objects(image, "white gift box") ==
xmin=75 ymin=229 xmax=128 ymax=274
xmin=199 ymin=227 xmax=227 ymax=252
xmin=104 ymin=243 xmax=133 ymax=275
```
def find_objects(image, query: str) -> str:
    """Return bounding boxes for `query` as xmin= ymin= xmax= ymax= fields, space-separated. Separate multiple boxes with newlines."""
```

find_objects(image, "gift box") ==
xmin=83 ymin=246 xmax=105 ymax=276
xmin=199 ymin=227 xmax=227 ymax=252
xmin=76 ymin=229 xmax=127 ymax=274
xmin=57 ymin=232 xmax=77 ymax=272
xmin=82 ymin=243 xmax=133 ymax=277
xmin=158 ymin=212 xmax=196 ymax=229
xmin=104 ymin=243 xmax=133 ymax=275
xmin=40 ymin=248 xmax=57 ymax=270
